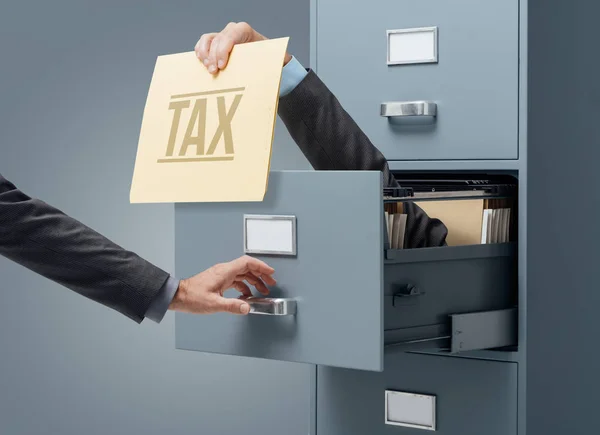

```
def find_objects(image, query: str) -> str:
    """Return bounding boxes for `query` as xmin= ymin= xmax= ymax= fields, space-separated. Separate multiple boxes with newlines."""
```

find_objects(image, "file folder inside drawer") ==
xmin=382 ymin=172 xmax=518 ymax=250
xmin=380 ymin=173 xmax=518 ymax=353
xmin=174 ymin=170 xmax=518 ymax=372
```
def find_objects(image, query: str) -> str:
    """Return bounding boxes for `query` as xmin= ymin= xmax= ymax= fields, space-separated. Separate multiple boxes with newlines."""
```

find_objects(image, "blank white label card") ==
xmin=387 ymin=27 xmax=438 ymax=65
xmin=244 ymin=215 xmax=296 ymax=256
xmin=385 ymin=390 xmax=436 ymax=431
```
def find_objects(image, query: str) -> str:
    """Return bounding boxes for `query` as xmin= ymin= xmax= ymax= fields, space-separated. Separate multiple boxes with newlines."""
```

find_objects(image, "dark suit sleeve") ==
xmin=0 ymin=173 xmax=170 ymax=323
xmin=277 ymin=69 xmax=448 ymax=248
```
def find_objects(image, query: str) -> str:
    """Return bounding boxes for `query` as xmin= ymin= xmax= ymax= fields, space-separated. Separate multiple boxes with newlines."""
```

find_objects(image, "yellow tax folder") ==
xmin=130 ymin=37 xmax=289 ymax=203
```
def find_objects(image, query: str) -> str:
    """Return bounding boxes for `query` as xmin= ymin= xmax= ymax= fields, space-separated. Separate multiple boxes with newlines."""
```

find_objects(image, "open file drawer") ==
xmin=174 ymin=170 xmax=517 ymax=371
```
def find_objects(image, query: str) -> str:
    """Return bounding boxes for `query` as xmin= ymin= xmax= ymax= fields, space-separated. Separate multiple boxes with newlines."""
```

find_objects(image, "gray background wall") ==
xmin=0 ymin=1 xmax=311 ymax=434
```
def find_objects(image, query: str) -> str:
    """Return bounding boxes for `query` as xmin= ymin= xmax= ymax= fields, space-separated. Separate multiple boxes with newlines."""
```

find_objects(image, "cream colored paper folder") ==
xmin=130 ymin=37 xmax=289 ymax=203
xmin=416 ymin=199 xmax=485 ymax=246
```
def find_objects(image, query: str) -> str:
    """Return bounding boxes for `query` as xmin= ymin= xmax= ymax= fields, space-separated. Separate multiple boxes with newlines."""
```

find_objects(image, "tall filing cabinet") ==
xmin=175 ymin=0 xmax=598 ymax=434
xmin=309 ymin=1 xmax=521 ymax=434
xmin=314 ymin=0 xmax=519 ymax=161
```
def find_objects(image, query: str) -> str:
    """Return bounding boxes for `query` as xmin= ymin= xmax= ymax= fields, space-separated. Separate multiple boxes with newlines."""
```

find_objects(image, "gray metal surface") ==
xmin=382 ymin=308 xmax=518 ymax=355
xmin=450 ymin=308 xmax=517 ymax=353
xmin=175 ymin=170 xmax=385 ymax=371
xmin=318 ymin=352 xmax=518 ymax=435
xmin=527 ymin=0 xmax=600 ymax=434
xmin=0 ymin=1 xmax=313 ymax=435
xmin=315 ymin=0 xmax=519 ymax=161
xmin=384 ymin=244 xmax=517 ymax=332
xmin=309 ymin=1 xmax=530 ymax=434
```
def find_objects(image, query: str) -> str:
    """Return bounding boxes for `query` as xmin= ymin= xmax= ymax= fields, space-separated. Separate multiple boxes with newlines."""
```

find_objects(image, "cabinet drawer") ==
xmin=383 ymin=244 xmax=517 ymax=353
xmin=174 ymin=171 xmax=517 ymax=371
xmin=315 ymin=0 xmax=519 ymax=161
xmin=318 ymin=353 xmax=517 ymax=435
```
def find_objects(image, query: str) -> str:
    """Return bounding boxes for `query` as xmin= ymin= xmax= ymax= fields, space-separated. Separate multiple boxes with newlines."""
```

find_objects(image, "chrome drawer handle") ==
xmin=243 ymin=297 xmax=297 ymax=316
xmin=380 ymin=101 xmax=437 ymax=117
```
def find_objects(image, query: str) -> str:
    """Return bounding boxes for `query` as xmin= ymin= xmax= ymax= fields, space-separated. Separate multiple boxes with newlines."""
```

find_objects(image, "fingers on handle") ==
xmin=256 ymin=271 xmax=277 ymax=287
xmin=224 ymin=256 xmax=275 ymax=295
xmin=234 ymin=255 xmax=275 ymax=275
xmin=220 ymin=297 xmax=250 ymax=315
xmin=236 ymin=273 xmax=270 ymax=295
xmin=244 ymin=257 xmax=276 ymax=289
xmin=232 ymin=281 xmax=253 ymax=297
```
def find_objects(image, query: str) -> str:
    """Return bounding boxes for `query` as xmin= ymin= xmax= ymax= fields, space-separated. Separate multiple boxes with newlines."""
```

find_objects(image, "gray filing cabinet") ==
xmin=175 ymin=0 xmax=599 ymax=434
xmin=175 ymin=171 xmax=517 ymax=371
xmin=314 ymin=0 xmax=519 ymax=161
xmin=305 ymin=1 xmax=523 ymax=433
xmin=175 ymin=172 xmax=520 ymax=435
xmin=318 ymin=353 xmax=517 ymax=435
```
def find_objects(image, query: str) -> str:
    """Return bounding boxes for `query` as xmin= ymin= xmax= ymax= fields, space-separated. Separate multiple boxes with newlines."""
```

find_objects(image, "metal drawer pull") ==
xmin=380 ymin=101 xmax=437 ymax=117
xmin=243 ymin=297 xmax=297 ymax=316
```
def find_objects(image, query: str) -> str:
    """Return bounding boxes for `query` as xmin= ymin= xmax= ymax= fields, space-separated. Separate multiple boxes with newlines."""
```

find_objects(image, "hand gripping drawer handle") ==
xmin=380 ymin=101 xmax=437 ymax=118
xmin=243 ymin=297 xmax=297 ymax=316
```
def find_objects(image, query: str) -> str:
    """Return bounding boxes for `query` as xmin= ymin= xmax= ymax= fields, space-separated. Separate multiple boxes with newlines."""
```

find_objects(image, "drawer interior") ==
xmin=379 ymin=172 xmax=519 ymax=354
xmin=382 ymin=172 xmax=518 ymax=251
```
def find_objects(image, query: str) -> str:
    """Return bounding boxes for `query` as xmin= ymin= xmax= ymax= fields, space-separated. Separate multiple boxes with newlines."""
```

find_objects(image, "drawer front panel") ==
xmin=318 ymin=352 xmax=517 ymax=435
xmin=316 ymin=0 xmax=519 ymax=161
xmin=175 ymin=170 xmax=385 ymax=371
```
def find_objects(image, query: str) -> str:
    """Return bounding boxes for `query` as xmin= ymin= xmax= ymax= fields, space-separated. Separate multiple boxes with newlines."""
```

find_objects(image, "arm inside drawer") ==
xmin=382 ymin=172 xmax=518 ymax=252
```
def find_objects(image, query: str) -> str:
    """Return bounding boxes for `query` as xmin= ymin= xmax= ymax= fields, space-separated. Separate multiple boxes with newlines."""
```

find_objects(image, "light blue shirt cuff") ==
xmin=279 ymin=56 xmax=308 ymax=97
xmin=145 ymin=275 xmax=179 ymax=323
